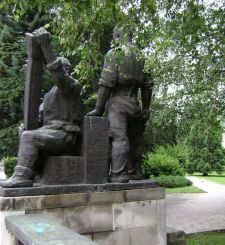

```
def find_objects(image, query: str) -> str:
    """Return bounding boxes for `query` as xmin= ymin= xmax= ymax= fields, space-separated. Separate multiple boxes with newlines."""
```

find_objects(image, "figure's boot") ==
xmin=128 ymin=148 xmax=144 ymax=180
xmin=110 ymin=152 xmax=129 ymax=183
xmin=0 ymin=166 xmax=34 ymax=188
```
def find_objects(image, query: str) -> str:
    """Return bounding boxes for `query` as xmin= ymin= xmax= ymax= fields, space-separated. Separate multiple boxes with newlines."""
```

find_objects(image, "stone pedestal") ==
xmin=40 ymin=116 xmax=109 ymax=185
xmin=82 ymin=116 xmax=109 ymax=183
xmin=0 ymin=186 xmax=166 ymax=245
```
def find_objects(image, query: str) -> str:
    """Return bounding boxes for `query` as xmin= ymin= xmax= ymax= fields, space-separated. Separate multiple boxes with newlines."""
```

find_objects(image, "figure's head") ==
xmin=59 ymin=57 xmax=71 ymax=73
xmin=113 ymin=27 xmax=132 ymax=44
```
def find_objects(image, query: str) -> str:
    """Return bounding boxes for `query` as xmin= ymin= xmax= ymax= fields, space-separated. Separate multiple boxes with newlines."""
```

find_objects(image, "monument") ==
xmin=87 ymin=28 xmax=154 ymax=183
xmin=0 ymin=28 xmax=82 ymax=187
xmin=0 ymin=28 xmax=109 ymax=188
xmin=0 ymin=28 xmax=166 ymax=245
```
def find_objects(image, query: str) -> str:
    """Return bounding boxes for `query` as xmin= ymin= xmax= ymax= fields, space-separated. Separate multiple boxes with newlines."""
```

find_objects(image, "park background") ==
xmin=0 ymin=1 xmax=225 ymax=243
xmin=1 ymin=0 xmax=224 ymax=179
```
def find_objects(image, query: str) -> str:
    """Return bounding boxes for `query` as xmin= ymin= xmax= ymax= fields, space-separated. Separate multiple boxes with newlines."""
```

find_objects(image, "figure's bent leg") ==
xmin=0 ymin=128 xmax=75 ymax=187
xmin=0 ymin=130 xmax=38 ymax=187
xmin=109 ymin=112 xmax=129 ymax=183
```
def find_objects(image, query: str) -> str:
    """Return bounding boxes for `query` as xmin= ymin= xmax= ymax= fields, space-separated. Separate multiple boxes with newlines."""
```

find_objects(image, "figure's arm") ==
xmin=34 ymin=28 xmax=77 ymax=91
xmin=87 ymin=86 xmax=111 ymax=116
xmin=87 ymin=50 xmax=118 ymax=116
xmin=141 ymin=75 xmax=154 ymax=123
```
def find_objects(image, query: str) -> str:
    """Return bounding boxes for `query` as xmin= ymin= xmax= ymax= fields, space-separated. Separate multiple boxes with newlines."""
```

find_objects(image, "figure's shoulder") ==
xmin=105 ymin=48 xmax=121 ymax=64
xmin=71 ymin=77 xmax=80 ymax=86
xmin=69 ymin=77 xmax=81 ymax=92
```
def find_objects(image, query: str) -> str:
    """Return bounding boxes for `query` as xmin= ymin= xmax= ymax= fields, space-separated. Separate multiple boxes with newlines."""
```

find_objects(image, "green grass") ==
xmin=186 ymin=231 xmax=225 ymax=245
xmin=193 ymin=172 xmax=225 ymax=185
xmin=166 ymin=185 xmax=204 ymax=194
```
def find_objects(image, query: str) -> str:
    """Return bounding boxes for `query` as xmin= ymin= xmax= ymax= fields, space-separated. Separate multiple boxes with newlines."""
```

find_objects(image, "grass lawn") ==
xmin=193 ymin=172 xmax=225 ymax=185
xmin=166 ymin=185 xmax=204 ymax=194
xmin=186 ymin=231 xmax=225 ymax=245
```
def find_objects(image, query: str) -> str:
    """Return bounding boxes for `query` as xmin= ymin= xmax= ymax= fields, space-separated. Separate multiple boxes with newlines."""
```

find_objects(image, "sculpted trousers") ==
xmin=15 ymin=125 xmax=76 ymax=179
xmin=108 ymin=105 xmax=145 ymax=178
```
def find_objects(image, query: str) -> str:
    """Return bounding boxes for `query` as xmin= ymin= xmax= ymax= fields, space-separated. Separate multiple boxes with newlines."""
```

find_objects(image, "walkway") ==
xmin=166 ymin=176 xmax=225 ymax=234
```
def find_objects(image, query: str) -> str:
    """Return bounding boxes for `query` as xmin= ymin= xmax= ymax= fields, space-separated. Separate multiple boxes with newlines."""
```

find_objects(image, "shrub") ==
xmin=151 ymin=175 xmax=192 ymax=188
xmin=3 ymin=156 xmax=17 ymax=177
xmin=142 ymin=153 xmax=184 ymax=177
xmin=155 ymin=143 xmax=189 ymax=171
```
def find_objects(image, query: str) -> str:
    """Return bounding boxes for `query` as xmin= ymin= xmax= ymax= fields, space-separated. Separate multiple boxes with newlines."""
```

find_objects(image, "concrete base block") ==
xmin=41 ymin=156 xmax=84 ymax=184
xmin=0 ymin=187 xmax=166 ymax=245
xmin=0 ymin=209 xmax=25 ymax=245
xmin=93 ymin=227 xmax=158 ymax=245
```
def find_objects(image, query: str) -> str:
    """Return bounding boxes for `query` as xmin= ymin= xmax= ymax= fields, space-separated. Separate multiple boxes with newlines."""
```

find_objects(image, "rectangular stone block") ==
xmin=0 ymin=197 xmax=14 ymax=211
xmin=0 ymin=211 xmax=25 ymax=245
xmin=85 ymin=161 xmax=109 ymax=184
xmin=0 ymin=187 xmax=166 ymax=245
xmin=113 ymin=200 xmax=157 ymax=230
xmin=82 ymin=116 xmax=109 ymax=184
xmin=40 ymin=156 xmax=84 ymax=185
xmin=93 ymin=226 xmax=158 ymax=245
xmin=29 ymin=204 xmax=114 ymax=234
xmin=5 ymin=214 xmax=99 ymax=245
xmin=125 ymin=187 xmax=165 ymax=202
xmin=24 ymin=193 xmax=88 ymax=211
xmin=87 ymin=191 xmax=125 ymax=205
xmin=157 ymin=199 xmax=167 ymax=245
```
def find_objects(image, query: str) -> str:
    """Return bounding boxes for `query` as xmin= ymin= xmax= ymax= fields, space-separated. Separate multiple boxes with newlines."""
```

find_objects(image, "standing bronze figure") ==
xmin=87 ymin=30 xmax=153 ymax=183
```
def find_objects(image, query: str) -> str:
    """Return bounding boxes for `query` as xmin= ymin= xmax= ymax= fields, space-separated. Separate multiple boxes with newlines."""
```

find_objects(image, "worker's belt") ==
xmin=112 ymin=86 xmax=138 ymax=97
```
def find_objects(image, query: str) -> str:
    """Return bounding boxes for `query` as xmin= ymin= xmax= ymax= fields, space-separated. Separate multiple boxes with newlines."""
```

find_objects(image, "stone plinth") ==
xmin=40 ymin=116 xmax=109 ymax=185
xmin=82 ymin=116 xmax=109 ymax=184
xmin=40 ymin=156 xmax=84 ymax=185
xmin=0 ymin=186 xmax=166 ymax=245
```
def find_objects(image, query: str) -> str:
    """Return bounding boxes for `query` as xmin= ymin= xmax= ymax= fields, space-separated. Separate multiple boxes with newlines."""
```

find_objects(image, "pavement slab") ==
xmin=166 ymin=176 xmax=225 ymax=234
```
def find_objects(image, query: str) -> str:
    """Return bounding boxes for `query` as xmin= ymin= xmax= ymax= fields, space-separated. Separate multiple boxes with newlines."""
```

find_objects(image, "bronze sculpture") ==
xmin=0 ymin=29 xmax=81 ymax=187
xmin=87 ymin=30 xmax=154 ymax=183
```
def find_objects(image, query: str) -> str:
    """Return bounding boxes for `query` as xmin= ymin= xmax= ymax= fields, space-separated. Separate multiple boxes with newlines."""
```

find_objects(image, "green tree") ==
xmin=186 ymin=120 xmax=225 ymax=175
xmin=0 ymin=12 xmax=25 ymax=158
xmin=0 ymin=6 xmax=50 ymax=159
xmin=0 ymin=0 xmax=224 ymax=161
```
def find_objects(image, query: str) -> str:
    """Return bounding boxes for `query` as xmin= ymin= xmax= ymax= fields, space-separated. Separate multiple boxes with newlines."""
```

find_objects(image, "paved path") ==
xmin=166 ymin=176 xmax=225 ymax=234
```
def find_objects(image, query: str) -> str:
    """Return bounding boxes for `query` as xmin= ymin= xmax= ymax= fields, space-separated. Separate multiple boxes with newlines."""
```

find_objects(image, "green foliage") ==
xmin=186 ymin=120 xmax=225 ymax=175
xmin=0 ymin=13 xmax=24 ymax=159
xmin=155 ymin=143 xmax=189 ymax=171
xmin=0 ymin=1 xmax=225 ymax=161
xmin=3 ymin=155 xmax=17 ymax=177
xmin=151 ymin=175 xmax=192 ymax=188
xmin=142 ymin=152 xmax=184 ymax=177
xmin=0 ymin=124 xmax=19 ymax=159
xmin=0 ymin=6 xmax=52 ymax=159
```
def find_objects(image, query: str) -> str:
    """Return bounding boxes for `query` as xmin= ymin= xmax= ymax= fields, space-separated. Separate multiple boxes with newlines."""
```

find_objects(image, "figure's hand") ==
xmin=18 ymin=123 xmax=25 ymax=137
xmin=141 ymin=109 xmax=150 ymax=123
xmin=33 ymin=27 xmax=51 ymax=47
xmin=86 ymin=109 xmax=103 ymax=116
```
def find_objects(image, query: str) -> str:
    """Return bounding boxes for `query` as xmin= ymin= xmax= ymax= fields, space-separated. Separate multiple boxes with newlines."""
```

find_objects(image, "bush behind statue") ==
xmin=155 ymin=143 xmax=189 ymax=172
xmin=3 ymin=156 xmax=17 ymax=177
xmin=142 ymin=152 xmax=184 ymax=177
xmin=151 ymin=175 xmax=192 ymax=188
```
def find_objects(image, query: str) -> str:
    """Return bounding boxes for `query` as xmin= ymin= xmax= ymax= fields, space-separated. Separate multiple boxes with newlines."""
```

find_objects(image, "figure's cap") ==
xmin=113 ymin=27 xmax=132 ymax=42
xmin=59 ymin=57 xmax=71 ymax=71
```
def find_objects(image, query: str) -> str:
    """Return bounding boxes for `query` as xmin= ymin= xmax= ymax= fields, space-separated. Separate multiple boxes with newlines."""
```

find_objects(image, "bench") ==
xmin=5 ymin=214 xmax=99 ymax=245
